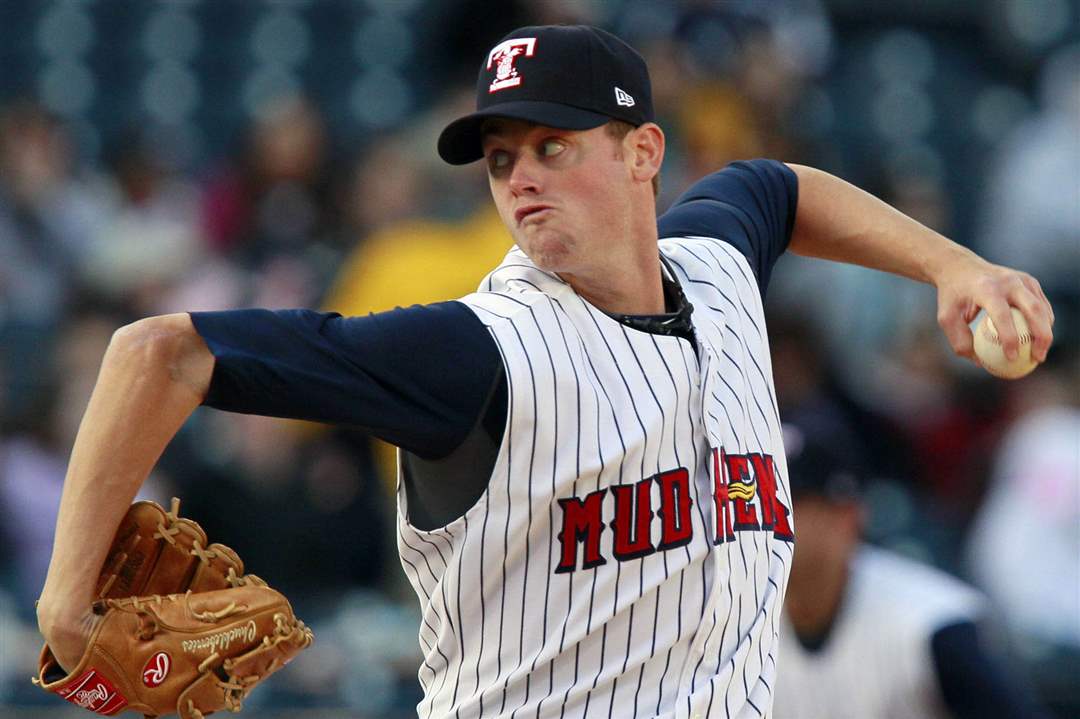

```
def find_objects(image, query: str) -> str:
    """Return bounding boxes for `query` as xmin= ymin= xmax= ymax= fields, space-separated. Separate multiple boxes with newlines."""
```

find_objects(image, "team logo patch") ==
xmin=58 ymin=669 xmax=129 ymax=715
xmin=142 ymin=651 xmax=171 ymax=687
xmin=487 ymin=37 xmax=537 ymax=93
xmin=614 ymin=86 xmax=635 ymax=107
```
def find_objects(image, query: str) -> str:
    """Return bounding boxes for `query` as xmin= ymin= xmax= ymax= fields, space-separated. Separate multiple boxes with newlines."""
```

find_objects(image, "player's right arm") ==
xmin=784 ymin=163 xmax=1054 ymax=366
xmin=36 ymin=313 xmax=214 ymax=672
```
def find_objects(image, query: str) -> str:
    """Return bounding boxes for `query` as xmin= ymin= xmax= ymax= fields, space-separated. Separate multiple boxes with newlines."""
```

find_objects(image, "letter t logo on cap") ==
xmin=487 ymin=38 xmax=537 ymax=93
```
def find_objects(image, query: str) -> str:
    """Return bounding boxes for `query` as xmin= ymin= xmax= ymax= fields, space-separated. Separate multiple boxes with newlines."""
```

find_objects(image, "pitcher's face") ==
xmin=482 ymin=119 xmax=635 ymax=275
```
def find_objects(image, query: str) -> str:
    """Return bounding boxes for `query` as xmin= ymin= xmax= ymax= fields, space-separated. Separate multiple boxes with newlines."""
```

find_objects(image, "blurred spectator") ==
xmin=769 ymin=163 xmax=950 ymax=404
xmin=0 ymin=101 xmax=110 ymax=417
xmin=977 ymin=42 xmax=1080 ymax=297
xmin=675 ymin=81 xmax=768 ymax=184
xmin=620 ymin=1 xmax=831 ymax=204
xmin=966 ymin=332 xmax=1080 ymax=716
xmin=0 ymin=304 xmax=167 ymax=612
xmin=160 ymin=411 xmax=389 ymax=620
xmin=201 ymin=95 xmax=341 ymax=274
xmin=875 ymin=320 xmax=1010 ymax=533
xmin=0 ymin=101 xmax=107 ymax=289
xmin=79 ymin=125 xmax=206 ymax=315
xmin=775 ymin=420 xmax=1049 ymax=719
xmin=338 ymin=132 xmax=428 ymax=240
xmin=766 ymin=305 xmax=921 ymax=511
xmin=324 ymin=204 xmax=510 ymax=319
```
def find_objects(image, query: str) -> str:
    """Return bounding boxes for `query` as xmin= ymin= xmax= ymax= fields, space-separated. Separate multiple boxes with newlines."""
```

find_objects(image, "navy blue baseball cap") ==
xmin=438 ymin=25 xmax=654 ymax=165
xmin=783 ymin=421 xmax=864 ymax=503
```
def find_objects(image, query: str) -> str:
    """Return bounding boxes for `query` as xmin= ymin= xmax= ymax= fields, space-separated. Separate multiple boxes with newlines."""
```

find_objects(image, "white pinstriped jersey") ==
xmin=397 ymin=237 xmax=794 ymax=718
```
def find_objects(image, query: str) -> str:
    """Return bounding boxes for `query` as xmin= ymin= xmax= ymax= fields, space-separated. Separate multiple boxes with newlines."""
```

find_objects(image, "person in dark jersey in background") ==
xmin=775 ymin=418 xmax=1050 ymax=719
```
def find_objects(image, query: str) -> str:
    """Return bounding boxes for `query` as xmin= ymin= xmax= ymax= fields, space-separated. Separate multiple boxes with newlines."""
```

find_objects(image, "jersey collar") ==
xmin=604 ymin=255 xmax=695 ymax=341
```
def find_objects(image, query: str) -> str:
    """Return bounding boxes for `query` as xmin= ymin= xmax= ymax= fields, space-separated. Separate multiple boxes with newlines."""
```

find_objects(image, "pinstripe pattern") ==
xmin=397 ymin=238 xmax=792 ymax=718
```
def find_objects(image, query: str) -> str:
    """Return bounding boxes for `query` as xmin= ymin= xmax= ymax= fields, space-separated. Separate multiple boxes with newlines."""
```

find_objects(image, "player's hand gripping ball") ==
xmin=973 ymin=307 xmax=1038 ymax=379
xmin=34 ymin=498 xmax=313 ymax=718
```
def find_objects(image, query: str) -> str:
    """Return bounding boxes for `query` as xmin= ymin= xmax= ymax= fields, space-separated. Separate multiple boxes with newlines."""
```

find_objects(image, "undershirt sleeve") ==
xmin=190 ymin=301 xmax=502 ymax=460
xmin=658 ymin=158 xmax=798 ymax=297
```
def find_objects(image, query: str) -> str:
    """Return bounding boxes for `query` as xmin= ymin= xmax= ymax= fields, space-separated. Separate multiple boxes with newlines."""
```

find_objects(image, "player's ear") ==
xmin=626 ymin=123 xmax=664 ymax=187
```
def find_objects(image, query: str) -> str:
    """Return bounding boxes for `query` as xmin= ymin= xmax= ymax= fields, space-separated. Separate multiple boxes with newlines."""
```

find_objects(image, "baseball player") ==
xmin=773 ymin=421 xmax=1050 ymax=719
xmin=37 ymin=25 xmax=1053 ymax=718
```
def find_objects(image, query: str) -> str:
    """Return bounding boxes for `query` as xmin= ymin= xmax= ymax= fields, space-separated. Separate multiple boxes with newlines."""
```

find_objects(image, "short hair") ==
xmin=605 ymin=120 xmax=661 ymax=198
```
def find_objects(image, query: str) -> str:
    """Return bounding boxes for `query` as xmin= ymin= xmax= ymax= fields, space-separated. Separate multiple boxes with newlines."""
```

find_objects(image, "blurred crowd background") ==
xmin=0 ymin=1 xmax=1076 ymax=717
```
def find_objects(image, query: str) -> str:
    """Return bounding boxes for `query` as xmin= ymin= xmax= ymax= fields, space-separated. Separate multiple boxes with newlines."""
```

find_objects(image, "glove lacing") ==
xmin=124 ymin=592 xmax=249 ymax=640
xmin=185 ymin=613 xmax=312 ymax=719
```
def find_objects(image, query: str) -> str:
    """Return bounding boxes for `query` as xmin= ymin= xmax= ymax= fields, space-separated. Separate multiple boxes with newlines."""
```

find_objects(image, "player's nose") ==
xmin=508 ymin=154 xmax=543 ymax=196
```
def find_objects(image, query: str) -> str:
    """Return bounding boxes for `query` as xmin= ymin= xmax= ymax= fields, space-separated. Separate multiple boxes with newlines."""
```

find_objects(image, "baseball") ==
xmin=973 ymin=307 xmax=1037 ymax=379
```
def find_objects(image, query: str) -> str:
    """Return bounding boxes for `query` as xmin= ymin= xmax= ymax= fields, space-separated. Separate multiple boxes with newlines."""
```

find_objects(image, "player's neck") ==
xmin=785 ymin=553 xmax=850 ymax=638
xmin=559 ymin=249 xmax=665 ymax=316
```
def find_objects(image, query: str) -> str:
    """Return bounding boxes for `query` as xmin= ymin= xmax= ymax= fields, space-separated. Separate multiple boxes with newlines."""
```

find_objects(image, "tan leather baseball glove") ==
xmin=34 ymin=498 xmax=314 ymax=717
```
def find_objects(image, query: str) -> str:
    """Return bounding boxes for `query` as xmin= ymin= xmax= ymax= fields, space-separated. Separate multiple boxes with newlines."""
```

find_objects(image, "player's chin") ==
xmin=518 ymin=232 xmax=573 ymax=272
xmin=524 ymin=251 xmax=565 ymax=273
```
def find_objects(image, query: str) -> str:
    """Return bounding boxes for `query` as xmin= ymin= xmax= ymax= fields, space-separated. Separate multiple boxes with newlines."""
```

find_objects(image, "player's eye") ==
xmin=488 ymin=150 xmax=511 ymax=171
xmin=540 ymin=139 xmax=565 ymax=157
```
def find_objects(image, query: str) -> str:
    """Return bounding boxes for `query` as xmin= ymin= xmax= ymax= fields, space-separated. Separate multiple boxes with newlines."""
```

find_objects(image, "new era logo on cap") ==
xmin=614 ymin=87 xmax=635 ymax=107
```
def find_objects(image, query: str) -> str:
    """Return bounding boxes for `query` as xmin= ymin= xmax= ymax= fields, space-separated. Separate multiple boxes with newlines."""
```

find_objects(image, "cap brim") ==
xmin=437 ymin=101 xmax=611 ymax=165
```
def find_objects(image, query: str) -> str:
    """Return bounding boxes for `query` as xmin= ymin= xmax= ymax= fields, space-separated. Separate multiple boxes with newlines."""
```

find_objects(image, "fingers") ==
xmin=1013 ymin=274 xmax=1054 ymax=362
xmin=938 ymin=301 xmax=975 ymax=360
xmin=984 ymin=299 xmax=1021 ymax=361
xmin=938 ymin=266 xmax=1054 ymax=366
xmin=1022 ymin=274 xmax=1051 ymax=317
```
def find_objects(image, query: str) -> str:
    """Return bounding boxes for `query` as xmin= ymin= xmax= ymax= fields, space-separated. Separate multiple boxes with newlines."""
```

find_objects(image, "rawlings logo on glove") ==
xmin=61 ymin=671 xmax=126 ymax=713
xmin=34 ymin=498 xmax=314 ymax=718
xmin=143 ymin=653 xmax=171 ymax=687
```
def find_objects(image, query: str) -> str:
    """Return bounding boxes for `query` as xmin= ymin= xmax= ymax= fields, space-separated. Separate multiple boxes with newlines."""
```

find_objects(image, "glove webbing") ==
xmin=186 ymin=612 xmax=309 ymax=719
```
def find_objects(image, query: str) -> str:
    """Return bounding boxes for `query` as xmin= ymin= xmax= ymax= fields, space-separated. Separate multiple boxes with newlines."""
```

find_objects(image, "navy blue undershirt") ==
xmin=192 ymin=159 xmax=798 ymax=526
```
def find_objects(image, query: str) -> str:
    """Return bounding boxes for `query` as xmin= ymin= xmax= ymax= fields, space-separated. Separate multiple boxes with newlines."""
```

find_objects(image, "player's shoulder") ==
xmin=659 ymin=235 xmax=755 ymax=282
xmin=851 ymin=545 xmax=985 ymax=630
xmin=658 ymin=159 xmax=796 ymax=229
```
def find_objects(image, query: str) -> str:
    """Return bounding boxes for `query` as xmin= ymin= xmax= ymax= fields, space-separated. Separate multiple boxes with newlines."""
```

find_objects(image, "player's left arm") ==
xmin=785 ymin=163 xmax=1053 ymax=365
xmin=37 ymin=313 xmax=214 ymax=672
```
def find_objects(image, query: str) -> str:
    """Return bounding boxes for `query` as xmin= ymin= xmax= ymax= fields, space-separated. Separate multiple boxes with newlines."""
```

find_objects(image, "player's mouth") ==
xmin=515 ymin=204 xmax=553 ymax=225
